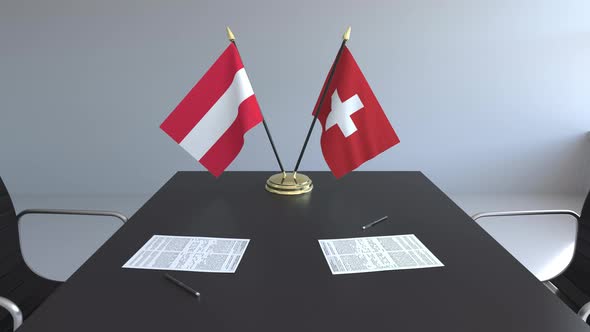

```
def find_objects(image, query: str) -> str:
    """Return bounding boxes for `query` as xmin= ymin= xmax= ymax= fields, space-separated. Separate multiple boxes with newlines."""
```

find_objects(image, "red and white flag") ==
xmin=314 ymin=46 xmax=400 ymax=178
xmin=160 ymin=44 xmax=263 ymax=177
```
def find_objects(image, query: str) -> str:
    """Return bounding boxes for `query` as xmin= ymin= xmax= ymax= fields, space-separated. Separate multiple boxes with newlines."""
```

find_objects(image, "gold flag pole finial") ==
xmin=343 ymin=26 xmax=351 ymax=41
xmin=226 ymin=26 xmax=236 ymax=42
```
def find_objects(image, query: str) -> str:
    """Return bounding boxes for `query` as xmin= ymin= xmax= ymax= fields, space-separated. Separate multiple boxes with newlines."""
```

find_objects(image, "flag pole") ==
xmin=265 ymin=27 xmax=349 ymax=195
xmin=226 ymin=26 xmax=286 ymax=175
xmin=292 ymin=26 xmax=351 ymax=176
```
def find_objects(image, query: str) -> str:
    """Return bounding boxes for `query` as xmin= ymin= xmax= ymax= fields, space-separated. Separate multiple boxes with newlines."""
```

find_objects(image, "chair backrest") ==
xmin=0 ymin=178 xmax=59 ymax=331
xmin=554 ymin=191 xmax=590 ymax=312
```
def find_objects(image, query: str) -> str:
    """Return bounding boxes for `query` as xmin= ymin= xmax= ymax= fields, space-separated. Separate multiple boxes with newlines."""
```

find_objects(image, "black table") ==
xmin=18 ymin=172 xmax=590 ymax=331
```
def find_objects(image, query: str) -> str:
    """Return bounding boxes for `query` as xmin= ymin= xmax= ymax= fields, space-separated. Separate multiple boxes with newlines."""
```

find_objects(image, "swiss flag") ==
xmin=314 ymin=46 xmax=400 ymax=178
xmin=160 ymin=44 xmax=263 ymax=177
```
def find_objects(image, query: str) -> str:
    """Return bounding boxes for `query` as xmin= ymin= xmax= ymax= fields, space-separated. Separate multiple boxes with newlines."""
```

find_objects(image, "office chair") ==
xmin=472 ymin=190 xmax=590 ymax=321
xmin=0 ymin=177 xmax=127 ymax=331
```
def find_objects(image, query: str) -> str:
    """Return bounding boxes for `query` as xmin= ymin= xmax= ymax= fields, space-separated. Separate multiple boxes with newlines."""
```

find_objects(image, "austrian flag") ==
xmin=160 ymin=44 xmax=263 ymax=177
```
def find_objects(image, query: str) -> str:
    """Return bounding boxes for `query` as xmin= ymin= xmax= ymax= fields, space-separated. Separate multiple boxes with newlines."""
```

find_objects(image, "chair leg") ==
xmin=544 ymin=281 xmax=590 ymax=321
xmin=544 ymin=281 xmax=559 ymax=294
xmin=579 ymin=302 xmax=590 ymax=322
xmin=0 ymin=297 xmax=23 ymax=331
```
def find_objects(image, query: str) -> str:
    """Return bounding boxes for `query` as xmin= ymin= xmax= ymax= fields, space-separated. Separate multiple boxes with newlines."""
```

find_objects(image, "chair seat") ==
xmin=476 ymin=214 xmax=577 ymax=282
xmin=1 ymin=177 xmax=127 ymax=331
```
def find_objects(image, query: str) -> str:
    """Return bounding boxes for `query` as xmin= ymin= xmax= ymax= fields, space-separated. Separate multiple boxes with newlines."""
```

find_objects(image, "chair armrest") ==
xmin=579 ymin=301 xmax=590 ymax=322
xmin=16 ymin=209 xmax=128 ymax=224
xmin=471 ymin=209 xmax=580 ymax=221
xmin=0 ymin=296 xmax=23 ymax=331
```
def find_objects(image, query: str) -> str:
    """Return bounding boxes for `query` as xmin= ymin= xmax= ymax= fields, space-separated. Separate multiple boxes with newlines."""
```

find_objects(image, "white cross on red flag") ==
xmin=160 ymin=44 xmax=263 ymax=177
xmin=313 ymin=46 xmax=400 ymax=178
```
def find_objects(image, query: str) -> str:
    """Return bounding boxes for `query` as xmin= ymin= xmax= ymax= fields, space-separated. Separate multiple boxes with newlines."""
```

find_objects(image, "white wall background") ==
xmin=1 ymin=0 xmax=589 ymax=196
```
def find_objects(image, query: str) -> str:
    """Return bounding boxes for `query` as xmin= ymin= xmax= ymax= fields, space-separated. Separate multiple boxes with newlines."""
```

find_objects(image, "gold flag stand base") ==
xmin=265 ymin=172 xmax=313 ymax=195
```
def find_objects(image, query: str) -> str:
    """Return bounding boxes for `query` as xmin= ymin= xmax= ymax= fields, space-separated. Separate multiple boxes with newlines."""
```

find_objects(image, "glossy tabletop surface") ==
xmin=17 ymin=172 xmax=590 ymax=331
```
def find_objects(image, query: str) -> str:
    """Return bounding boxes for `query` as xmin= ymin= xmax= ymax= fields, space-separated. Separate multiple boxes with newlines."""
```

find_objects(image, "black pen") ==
xmin=362 ymin=216 xmax=389 ymax=230
xmin=164 ymin=273 xmax=200 ymax=298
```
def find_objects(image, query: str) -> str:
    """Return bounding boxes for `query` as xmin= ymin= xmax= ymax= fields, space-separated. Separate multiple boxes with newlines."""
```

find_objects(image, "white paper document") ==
xmin=318 ymin=234 xmax=443 ymax=275
xmin=123 ymin=235 xmax=250 ymax=273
